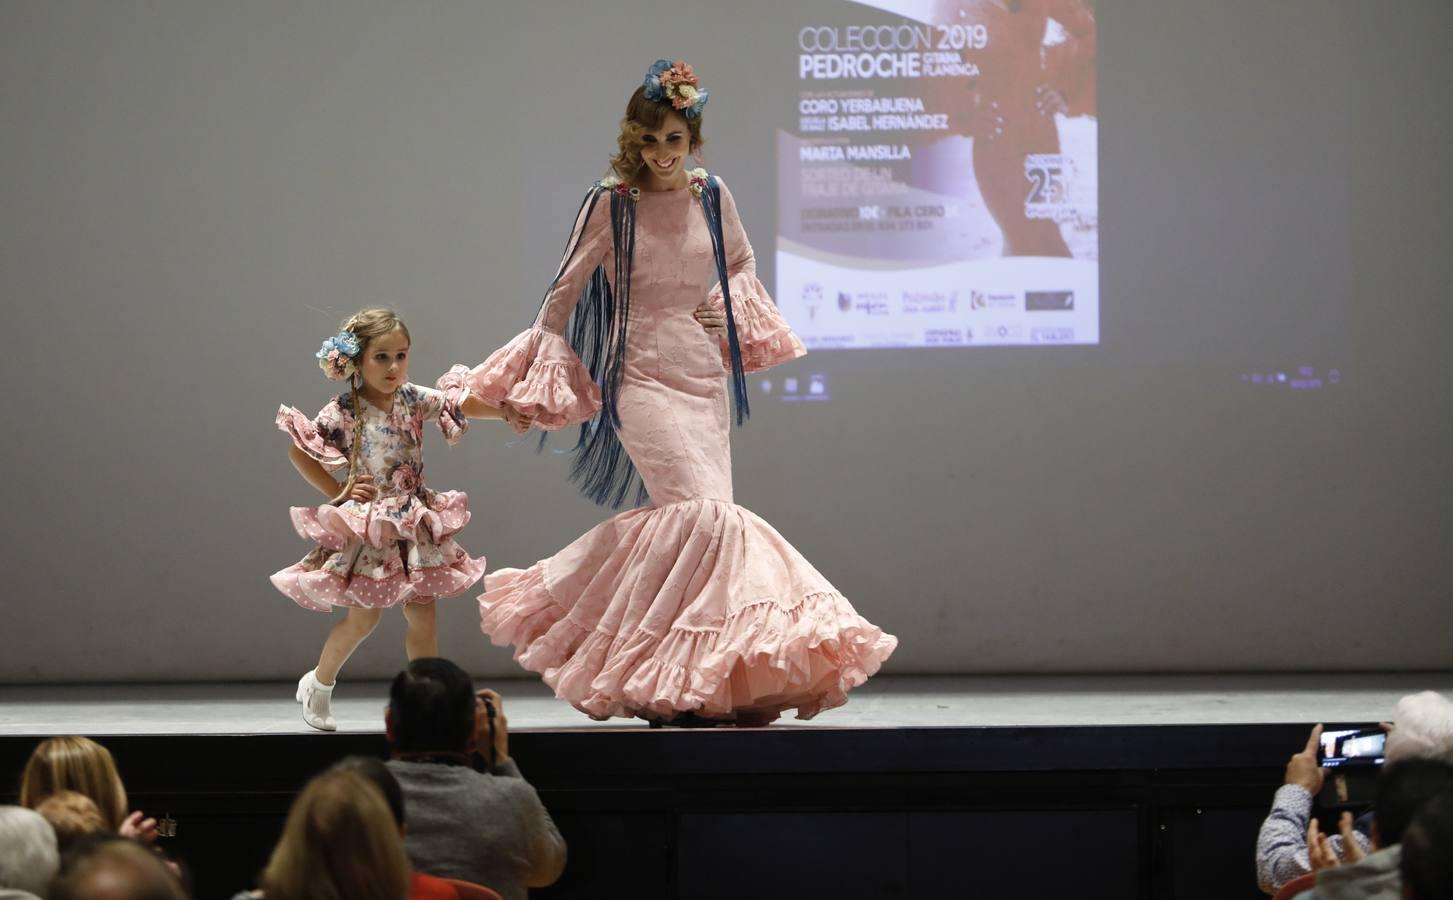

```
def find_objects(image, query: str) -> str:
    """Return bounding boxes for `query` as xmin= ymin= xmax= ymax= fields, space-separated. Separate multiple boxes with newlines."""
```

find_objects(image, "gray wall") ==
xmin=3 ymin=1 xmax=1449 ymax=683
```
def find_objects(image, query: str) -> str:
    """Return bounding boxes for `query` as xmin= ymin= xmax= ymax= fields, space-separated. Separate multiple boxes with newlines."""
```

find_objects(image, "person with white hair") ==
xmin=1384 ymin=692 xmax=1453 ymax=765
xmin=0 ymin=806 xmax=60 ymax=900
xmin=1255 ymin=691 xmax=1453 ymax=894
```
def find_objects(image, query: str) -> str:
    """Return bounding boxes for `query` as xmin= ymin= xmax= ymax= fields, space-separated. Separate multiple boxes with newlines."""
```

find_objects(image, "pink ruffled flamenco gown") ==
xmin=465 ymin=177 xmax=896 ymax=722
xmin=271 ymin=372 xmax=486 ymax=610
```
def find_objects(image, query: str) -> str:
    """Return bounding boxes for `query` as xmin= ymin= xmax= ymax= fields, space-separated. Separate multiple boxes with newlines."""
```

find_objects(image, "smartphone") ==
xmin=1317 ymin=726 xmax=1387 ymax=768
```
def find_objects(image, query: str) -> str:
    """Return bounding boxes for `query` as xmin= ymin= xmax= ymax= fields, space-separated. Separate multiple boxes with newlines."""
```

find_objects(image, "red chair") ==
xmin=1272 ymin=871 xmax=1317 ymax=900
xmin=410 ymin=872 xmax=462 ymax=900
xmin=444 ymin=879 xmax=504 ymax=900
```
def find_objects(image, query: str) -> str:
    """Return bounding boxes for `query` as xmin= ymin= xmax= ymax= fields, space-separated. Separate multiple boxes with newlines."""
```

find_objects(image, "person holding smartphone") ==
xmin=1257 ymin=691 xmax=1453 ymax=895
xmin=384 ymin=658 xmax=567 ymax=900
xmin=1257 ymin=724 xmax=1378 ymax=894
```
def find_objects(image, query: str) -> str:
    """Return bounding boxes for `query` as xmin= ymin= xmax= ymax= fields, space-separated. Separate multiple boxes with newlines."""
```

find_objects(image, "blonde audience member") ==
xmin=254 ymin=769 xmax=410 ymax=900
xmin=20 ymin=737 xmax=157 ymax=843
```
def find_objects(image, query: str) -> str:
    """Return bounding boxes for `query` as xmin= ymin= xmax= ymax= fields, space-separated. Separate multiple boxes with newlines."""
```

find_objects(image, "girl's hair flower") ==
xmin=316 ymin=330 xmax=360 ymax=381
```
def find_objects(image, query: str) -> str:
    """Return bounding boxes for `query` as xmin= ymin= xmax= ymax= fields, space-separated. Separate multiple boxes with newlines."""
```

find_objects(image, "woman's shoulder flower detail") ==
xmin=595 ymin=174 xmax=641 ymax=201
xmin=688 ymin=167 xmax=710 ymax=196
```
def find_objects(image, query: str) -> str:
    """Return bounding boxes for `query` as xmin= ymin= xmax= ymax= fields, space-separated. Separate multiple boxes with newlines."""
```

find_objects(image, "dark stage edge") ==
xmin=3 ymin=674 xmax=1447 ymax=900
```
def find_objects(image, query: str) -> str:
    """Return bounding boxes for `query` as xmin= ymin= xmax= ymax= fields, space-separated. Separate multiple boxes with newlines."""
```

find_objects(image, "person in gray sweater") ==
xmin=384 ymin=658 xmax=567 ymax=900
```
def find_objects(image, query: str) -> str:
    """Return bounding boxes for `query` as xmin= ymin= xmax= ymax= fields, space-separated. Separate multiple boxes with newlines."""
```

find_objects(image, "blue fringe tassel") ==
xmin=699 ymin=176 xmax=751 ymax=425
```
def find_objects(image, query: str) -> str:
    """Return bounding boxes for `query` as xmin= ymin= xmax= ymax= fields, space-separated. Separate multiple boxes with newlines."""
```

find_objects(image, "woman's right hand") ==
xmin=694 ymin=304 xmax=727 ymax=338
xmin=332 ymin=474 xmax=377 ymax=505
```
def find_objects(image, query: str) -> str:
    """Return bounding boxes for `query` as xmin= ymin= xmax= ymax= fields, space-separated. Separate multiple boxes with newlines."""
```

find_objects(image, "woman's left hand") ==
xmin=120 ymin=810 xmax=159 ymax=844
xmin=694 ymin=304 xmax=727 ymax=338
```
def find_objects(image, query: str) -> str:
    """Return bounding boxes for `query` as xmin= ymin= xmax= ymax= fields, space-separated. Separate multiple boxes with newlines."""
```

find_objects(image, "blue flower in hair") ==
xmin=687 ymin=88 xmax=708 ymax=119
xmin=317 ymin=330 xmax=360 ymax=358
xmin=643 ymin=59 xmax=672 ymax=102
xmin=316 ymin=330 xmax=361 ymax=381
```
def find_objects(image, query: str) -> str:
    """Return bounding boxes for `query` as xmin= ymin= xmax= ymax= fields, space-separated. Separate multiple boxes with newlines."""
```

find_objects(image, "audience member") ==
xmin=50 ymin=834 xmax=185 ymax=900
xmin=1293 ymin=759 xmax=1453 ymax=899
xmin=384 ymin=659 xmax=566 ymax=900
xmin=20 ymin=738 xmax=157 ymax=844
xmin=34 ymin=793 xmax=108 ymax=855
xmin=331 ymin=756 xmax=474 ymax=900
xmin=250 ymin=768 xmax=410 ymax=900
xmin=1385 ymin=692 xmax=1453 ymax=766
xmin=1399 ymin=790 xmax=1453 ymax=900
xmin=1257 ymin=691 xmax=1453 ymax=893
xmin=0 ymin=806 xmax=59 ymax=899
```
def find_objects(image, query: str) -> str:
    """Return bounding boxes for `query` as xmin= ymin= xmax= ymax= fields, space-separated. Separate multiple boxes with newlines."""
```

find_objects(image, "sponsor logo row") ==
xmin=803 ymin=325 xmax=1078 ymax=346
xmin=800 ymin=283 xmax=1077 ymax=315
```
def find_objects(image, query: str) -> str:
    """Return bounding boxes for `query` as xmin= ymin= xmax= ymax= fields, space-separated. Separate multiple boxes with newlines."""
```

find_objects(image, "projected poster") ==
xmin=778 ymin=0 xmax=1098 ymax=348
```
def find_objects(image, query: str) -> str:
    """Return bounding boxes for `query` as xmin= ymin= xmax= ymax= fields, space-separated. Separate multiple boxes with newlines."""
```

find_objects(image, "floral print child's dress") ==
xmin=271 ymin=369 xmax=485 ymax=610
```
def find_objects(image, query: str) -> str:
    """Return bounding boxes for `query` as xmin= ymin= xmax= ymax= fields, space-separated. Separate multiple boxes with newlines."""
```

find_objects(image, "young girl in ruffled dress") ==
xmin=464 ymin=61 xmax=897 ymax=725
xmin=273 ymin=308 xmax=528 ymax=731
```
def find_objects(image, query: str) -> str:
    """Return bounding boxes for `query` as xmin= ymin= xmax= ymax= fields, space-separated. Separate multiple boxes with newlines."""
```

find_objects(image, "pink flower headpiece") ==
xmin=644 ymin=59 xmax=708 ymax=119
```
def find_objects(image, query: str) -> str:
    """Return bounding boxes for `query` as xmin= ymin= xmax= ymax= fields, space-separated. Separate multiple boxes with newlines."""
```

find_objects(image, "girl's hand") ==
xmin=332 ymin=474 xmax=377 ymax=505
xmin=120 ymin=810 xmax=159 ymax=844
xmin=694 ymin=304 xmax=727 ymax=338
xmin=502 ymin=405 xmax=535 ymax=434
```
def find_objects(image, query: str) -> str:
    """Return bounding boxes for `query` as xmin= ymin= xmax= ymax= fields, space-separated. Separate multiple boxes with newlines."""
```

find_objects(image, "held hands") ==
xmin=120 ymin=810 xmax=159 ymax=844
xmin=1285 ymin=723 xmax=1327 ymax=794
xmin=501 ymin=404 xmax=535 ymax=435
xmin=474 ymin=688 xmax=511 ymax=766
xmin=332 ymin=474 xmax=378 ymax=505
xmin=694 ymin=304 xmax=727 ymax=338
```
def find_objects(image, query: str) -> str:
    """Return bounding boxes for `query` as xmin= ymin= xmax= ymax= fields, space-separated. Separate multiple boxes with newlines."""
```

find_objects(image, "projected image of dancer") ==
xmin=931 ymin=0 xmax=1096 ymax=257
xmin=458 ymin=59 xmax=897 ymax=726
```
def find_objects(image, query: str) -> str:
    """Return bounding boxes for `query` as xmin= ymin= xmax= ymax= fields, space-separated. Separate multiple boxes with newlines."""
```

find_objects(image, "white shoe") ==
xmin=296 ymin=669 xmax=337 ymax=732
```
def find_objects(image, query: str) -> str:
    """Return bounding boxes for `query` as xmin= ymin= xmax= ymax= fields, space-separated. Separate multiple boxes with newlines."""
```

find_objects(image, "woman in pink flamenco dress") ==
xmin=466 ymin=61 xmax=897 ymax=724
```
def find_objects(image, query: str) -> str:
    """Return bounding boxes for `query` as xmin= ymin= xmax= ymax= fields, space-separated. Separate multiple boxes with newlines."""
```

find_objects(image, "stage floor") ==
xmin=2 ymin=672 xmax=1447 ymax=736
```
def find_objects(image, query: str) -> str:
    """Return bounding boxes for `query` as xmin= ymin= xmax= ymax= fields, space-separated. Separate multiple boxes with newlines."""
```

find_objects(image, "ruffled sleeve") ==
xmin=466 ymin=328 xmax=602 ymax=431
xmin=708 ymin=273 xmax=807 ymax=374
xmin=423 ymin=367 xmax=473 ymax=446
xmin=276 ymin=398 xmax=350 ymax=472
xmin=461 ymin=187 xmax=612 ymax=431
